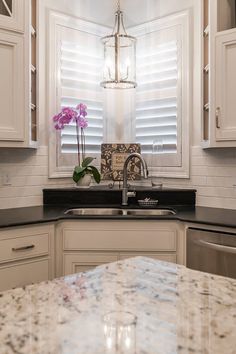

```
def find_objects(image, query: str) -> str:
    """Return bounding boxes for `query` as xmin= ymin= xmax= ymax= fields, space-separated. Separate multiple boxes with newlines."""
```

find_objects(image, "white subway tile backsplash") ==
xmin=191 ymin=146 xmax=203 ymax=156
xmin=7 ymin=166 xmax=48 ymax=177
xmin=196 ymin=196 xmax=236 ymax=210
xmin=0 ymin=146 xmax=74 ymax=208
xmin=0 ymin=186 xmax=43 ymax=198
xmin=206 ymin=176 xmax=236 ymax=187
xmin=163 ymin=175 xmax=207 ymax=186
xmin=0 ymin=196 xmax=43 ymax=209
xmin=207 ymin=166 xmax=236 ymax=177
xmin=1 ymin=145 xmax=236 ymax=210
xmin=197 ymin=186 xmax=236 ymax=198
xmin=191 ymin=165 xmax=209 ymax=176
xmin=191 ymin=156 xmax=209 ymax=166
xmin=163 ymin=146 xmax=236 ymax=209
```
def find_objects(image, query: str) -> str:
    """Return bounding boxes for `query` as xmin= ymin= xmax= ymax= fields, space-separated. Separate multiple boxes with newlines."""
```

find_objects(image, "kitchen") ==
xmin=0 ymin=0 xmax=236 ymax=353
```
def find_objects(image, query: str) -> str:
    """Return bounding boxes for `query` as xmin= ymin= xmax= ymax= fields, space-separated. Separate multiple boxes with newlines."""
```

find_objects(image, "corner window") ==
xmin=48 ymin=10 xmax=191 ymax=178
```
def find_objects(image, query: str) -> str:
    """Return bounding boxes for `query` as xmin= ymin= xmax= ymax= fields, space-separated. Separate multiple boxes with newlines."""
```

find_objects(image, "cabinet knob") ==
xmin=216 ymin=107 xmax=220 ymax=129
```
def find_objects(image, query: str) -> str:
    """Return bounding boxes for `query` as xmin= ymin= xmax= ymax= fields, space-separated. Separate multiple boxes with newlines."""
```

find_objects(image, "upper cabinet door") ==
xmin=215 ymin=30 xmax=236 ymax=141
xmin=0 ymin=30 xmax=25 ymax=141
xmin=0 ymin=0 xmax=24 ymax=33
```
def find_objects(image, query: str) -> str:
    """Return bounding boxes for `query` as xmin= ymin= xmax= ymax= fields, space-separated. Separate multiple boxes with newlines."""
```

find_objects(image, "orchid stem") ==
xmin=81 ymin=129 xmax=85 ymax=160
xmin=76 ymin=120 xmax=80 ymax=165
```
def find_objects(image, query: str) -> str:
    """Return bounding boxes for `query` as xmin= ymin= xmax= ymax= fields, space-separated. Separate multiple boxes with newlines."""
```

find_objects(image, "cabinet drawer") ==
xmin=119 ymin=252 xmax=177 ymax=263
xmin=63 ymin=252 xmax=118 ymax=276
xmin=0 ymin=233 xmax=49 ymax=263
xmin=63 ymin=221 xmax=177 ymax=252
xmin=0 ymin=259 xmax=50 ymax=292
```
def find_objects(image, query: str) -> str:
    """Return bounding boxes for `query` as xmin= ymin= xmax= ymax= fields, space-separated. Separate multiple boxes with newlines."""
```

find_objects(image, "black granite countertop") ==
xmin=1 ymin=204 xmax=236 ymax=229
xmin=0 ymin=187 xmax=235 ymax=229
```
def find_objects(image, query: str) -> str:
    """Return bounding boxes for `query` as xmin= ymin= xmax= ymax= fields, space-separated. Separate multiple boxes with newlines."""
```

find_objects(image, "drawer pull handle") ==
xmin=196 ymin=240 xmax=236 ymax=254
xmin=12 ymin=245 xmax=35 ymax=252
xmin=216 ymin=107 xmax=220 ymax=128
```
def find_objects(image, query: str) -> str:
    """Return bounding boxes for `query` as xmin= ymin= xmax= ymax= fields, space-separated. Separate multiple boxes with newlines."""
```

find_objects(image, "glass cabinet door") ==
xmin=0 ymin=0 xmax=24 ymax=32
xmin=0 ymin=0 xmax=12 ymax=17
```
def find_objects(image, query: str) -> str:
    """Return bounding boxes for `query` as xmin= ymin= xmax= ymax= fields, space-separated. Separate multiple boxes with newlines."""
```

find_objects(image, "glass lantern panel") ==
xmin=102 ymin=35 xmax=136 ymax=89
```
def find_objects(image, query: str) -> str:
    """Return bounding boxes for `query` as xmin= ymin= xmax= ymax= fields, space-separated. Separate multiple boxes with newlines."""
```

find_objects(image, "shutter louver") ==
xmin=60 ymin=40 xmax=103 ymax=154
xmin=136 ymin=41 xmax=178 ymax=154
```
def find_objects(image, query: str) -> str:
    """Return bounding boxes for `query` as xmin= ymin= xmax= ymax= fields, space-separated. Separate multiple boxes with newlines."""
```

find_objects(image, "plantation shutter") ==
xmin=135 ymin=25 xmax=182 ymax=166
xmin=58 ymin=26 xmax=104 ymax=155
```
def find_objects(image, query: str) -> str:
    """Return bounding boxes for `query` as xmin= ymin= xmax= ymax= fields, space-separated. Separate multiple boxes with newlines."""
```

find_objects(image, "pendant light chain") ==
xmin=117 ymin=0 xmax=120 ymax=12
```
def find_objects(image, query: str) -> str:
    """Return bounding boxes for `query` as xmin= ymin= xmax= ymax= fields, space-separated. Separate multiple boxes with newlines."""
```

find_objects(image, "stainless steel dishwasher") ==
xmin=187 ymin=227 xmax=236 ymax=279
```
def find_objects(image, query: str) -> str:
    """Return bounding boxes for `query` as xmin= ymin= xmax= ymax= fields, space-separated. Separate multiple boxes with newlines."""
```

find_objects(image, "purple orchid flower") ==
xmin=52 ymin=104 xmax=89 ymax=165
xmin=52 ymin=107 xmax=78 ymax=130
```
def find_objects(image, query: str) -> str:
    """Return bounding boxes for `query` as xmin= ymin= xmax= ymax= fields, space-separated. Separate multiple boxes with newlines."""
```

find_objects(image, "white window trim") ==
xmin=48 ymin=9 xmax=191 ymax=179
xmin=130 ymin=10 xmax=191 ymax=178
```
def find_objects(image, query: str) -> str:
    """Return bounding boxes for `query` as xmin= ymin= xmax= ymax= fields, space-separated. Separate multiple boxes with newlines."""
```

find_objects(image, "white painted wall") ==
xmin=0 ymin=0 xmax=236 ymax=210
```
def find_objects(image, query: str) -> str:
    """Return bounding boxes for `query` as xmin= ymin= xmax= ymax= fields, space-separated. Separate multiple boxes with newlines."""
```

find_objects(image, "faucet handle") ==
xmin=127 ymin=191 xmax=136 ymax=198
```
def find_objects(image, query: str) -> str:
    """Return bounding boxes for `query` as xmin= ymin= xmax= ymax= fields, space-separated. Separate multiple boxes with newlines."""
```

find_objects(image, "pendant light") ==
xmin=100 ymin=0 xmax=137 ymax=89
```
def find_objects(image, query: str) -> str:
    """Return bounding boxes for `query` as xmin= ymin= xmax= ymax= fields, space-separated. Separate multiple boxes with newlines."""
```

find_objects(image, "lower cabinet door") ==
xmin=119 ymin=252 xmax=176 ymax=263
xmin=63 ymin=253 xmax=119 ymax=276
xmin=0 ymin=258 xmax=50 ymax=292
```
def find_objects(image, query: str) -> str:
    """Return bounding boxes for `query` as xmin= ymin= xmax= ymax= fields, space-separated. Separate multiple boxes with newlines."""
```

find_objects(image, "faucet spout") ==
xmin=122 ymin=153 xmax=149 ymax=206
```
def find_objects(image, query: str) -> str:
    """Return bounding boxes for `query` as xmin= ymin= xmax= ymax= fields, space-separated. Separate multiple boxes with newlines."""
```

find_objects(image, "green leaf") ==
xmin=82 ymin=157 xmax=95 ymax=167
xmin=74 ymin=166 xmax=86 ymax=174
xmin=73 ymin=169 xmax=86 ymax=183
xmin=87 ymin=166 xmax=101 ymax=184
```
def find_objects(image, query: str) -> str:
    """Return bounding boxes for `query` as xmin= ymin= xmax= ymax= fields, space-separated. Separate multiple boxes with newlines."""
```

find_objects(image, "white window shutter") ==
xmin=59 ymin=30 xmax=104 ymax=155
xmin=136 ymin=36 xmax=180 ymax=164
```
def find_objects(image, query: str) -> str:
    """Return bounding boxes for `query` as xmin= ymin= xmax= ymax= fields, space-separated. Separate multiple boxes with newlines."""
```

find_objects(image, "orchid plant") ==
xmin=53 ymin=104 xmax=101 ymax=184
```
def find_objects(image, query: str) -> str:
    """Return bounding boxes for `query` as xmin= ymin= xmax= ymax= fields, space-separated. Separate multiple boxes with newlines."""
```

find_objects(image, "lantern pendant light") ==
xmin=100 ymin=0 xmax=137 ymax=89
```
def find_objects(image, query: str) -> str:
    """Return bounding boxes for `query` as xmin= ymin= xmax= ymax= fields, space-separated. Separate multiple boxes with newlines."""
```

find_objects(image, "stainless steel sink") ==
xmin=64 ymin=208 xmax=124 ymax=216
xmin=124 ymin=209 xmax=176 ymax=216
xmin=64 ymin=208 xmax=176 ymax=216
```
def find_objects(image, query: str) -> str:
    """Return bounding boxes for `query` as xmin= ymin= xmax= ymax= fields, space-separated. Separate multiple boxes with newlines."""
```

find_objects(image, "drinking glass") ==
xmin=103 ymin=311 xmax=137 ymax=354
xmin=151 ymin=139 xmax=163 ymax=188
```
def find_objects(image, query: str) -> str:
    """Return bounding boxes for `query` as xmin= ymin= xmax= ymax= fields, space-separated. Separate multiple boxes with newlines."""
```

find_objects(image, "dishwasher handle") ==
xmin=196 ymin=239 xmax=236 ymax=254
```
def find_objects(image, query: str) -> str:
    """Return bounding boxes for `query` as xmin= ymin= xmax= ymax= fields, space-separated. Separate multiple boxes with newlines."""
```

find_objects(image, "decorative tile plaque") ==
xmin=101 ymin=143 xmax=141 ymax=181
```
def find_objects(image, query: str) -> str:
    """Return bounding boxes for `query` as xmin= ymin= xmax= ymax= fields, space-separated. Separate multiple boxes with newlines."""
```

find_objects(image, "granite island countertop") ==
xmin=0 ymin=257 xmax=236 ymax=354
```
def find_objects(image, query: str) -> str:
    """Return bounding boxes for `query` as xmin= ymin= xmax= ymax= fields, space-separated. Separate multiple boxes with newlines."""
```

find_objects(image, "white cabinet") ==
xmin=57 ymin=220 xmax=184 ymax=276
xmin=63 ymin=221 xmax=177 ymax=252
xmin=0 ymin=0 xmax=38 ymax=148
xmin=64 ymin=252 xmax=177 ymax=276
xmin=64 ymin=253 xmax=118 ymax=275
xmin=0 ymin=0 xmax=24 ymax=33
xmin=0 ymin=223 xmax=54 ymax=292
xmin=119 ymin=252 xmax=177 ymax=263
xmin=0 ymin=259 xmax=50 ymax=291
xmin=0 ymin=30 xmax=25 ymax=141
xmin=215 ymin=30 xmax=236 ymax=141
xmin=202 ymin=0 xmax=236 ymax=148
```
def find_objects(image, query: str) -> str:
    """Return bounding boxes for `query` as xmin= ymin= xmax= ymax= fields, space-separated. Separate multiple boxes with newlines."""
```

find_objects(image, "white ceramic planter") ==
xmin=76 ymin=174 xmax=91 ymax=188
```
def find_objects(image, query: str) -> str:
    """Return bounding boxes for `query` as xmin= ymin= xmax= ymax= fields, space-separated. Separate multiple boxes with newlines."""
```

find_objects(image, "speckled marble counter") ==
xmin=0 ymin=257 xmax=236 ymax=354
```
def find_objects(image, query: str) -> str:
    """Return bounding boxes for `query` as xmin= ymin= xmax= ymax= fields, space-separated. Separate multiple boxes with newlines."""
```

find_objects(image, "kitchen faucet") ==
xmin=122 ymin=153 xmax=149 ymax=206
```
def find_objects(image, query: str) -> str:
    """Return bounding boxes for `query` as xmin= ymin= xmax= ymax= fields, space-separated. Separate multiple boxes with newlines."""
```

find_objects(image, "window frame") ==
xmin=48 ymin=10 xmax=191 ymax=179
